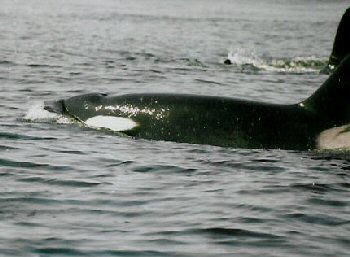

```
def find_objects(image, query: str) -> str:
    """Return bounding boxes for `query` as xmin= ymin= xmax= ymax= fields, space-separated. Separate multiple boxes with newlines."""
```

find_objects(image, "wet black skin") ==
xmin=328 ymin=7 xmax=350 ymax=68
xmin=45 ymin=55 xmax=350 ymax=150
xmin=46 ymin=93 xmax=321 ymax=149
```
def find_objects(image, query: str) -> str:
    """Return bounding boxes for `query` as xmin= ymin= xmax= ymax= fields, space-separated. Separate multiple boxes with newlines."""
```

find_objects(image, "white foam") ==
xmin=23 ymin=102 xmax=59 ymax=122
xmin=226 ymin=48 xmax=325 ymax=73
xmin=85 ymin=115 xmax=138 ymax=132
xmin=227 ymin=47 xmax=263 ymax=67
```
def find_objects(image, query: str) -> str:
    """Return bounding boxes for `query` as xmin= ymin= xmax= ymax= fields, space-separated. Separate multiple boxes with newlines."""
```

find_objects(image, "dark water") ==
xmin=1 ymin=0 xmax=350 ymax=256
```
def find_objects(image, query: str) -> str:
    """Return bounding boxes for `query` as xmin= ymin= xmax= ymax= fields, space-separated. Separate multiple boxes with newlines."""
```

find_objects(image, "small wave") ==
xmin=33 ymin=249 xmax=171 ymax=257
xmin=0 ymin=132 xmax=55 ymax=141
xmin=0 ymin=145 xmax=16 ymax=150
xmin=281 ymin=212 xmax=349 ymax=226
xmin=226 ymin=48 xmax=327 ymax=73
xmin=290 ymin=182 xmax=349 ymax=193
xmin=26 ymin=63 xmax=62 ymax=68
xmin=195 ymin=79 xmax=225 ymax=86
xmin=0 ymin=60 xmax=16 ymax=66
xmin=198 ymin=227 xmax=282 ymax=239
xmin=132 ymin=164 xmax=196 ymax=173
xmin=0 ymin=158 xmax=70 ymax=171
xmin=18 ymin=177 xmax=101 ymax=187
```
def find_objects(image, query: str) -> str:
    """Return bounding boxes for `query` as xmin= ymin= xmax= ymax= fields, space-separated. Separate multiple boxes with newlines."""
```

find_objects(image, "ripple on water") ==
xmin=132 ymin=164 xmax=197 ymax=174
xmin=280 ymin=212 xmax=349 ymax=227
xmin=0 ymin=158 xmax=71 ymax=171
xmin=0 ymin=132 xmax=56 ymax=141
xmin=0 ymin=145 xmax=17 ymax=150
xmin=17 ymin=176 xmax=103 ymax=188
xmin=290 ymin=182 xmax=350 ymax=193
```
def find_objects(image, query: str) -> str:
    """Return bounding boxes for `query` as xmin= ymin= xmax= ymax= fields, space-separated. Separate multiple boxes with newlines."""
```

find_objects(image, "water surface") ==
xmin=1 ymin=0 xmax=349 ymax=256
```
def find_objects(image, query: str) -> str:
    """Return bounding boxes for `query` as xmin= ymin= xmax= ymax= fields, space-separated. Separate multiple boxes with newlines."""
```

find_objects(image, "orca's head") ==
xmin=44 ymin=93 xmax=109 ymax=115
xmin=70 ymin=92 xmax=108 ymax=103
xmin=44 ymin=99 xmax=65 ymax=114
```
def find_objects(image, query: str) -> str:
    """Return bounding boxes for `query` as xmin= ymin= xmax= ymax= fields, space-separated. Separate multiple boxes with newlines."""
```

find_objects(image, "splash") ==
xmin=226 ymin=48 xmax=328 ymax=73
xmin=23 ymin=102 xmax=71 ymax=124
xmin=227 ymin=48 xmax=264 ymax=67
xmin=268 ymin=56 xmax=328 ymax=73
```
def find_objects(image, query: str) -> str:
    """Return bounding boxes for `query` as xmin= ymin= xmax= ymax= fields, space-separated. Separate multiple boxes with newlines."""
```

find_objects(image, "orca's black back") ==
xmin=329 ymin=8 xmax=350 ymax=66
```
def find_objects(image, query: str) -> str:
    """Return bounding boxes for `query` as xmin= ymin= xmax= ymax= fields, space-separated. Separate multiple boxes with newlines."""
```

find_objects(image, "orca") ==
xmin=44 ymin=54 xmax=350 ymax=150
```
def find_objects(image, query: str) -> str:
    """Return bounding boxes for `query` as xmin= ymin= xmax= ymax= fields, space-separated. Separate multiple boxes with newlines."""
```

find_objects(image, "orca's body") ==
xmin=45 ymin=93 xmax=320 ymax=149
xmin=45 ymin=55 xmax=350 ymax=150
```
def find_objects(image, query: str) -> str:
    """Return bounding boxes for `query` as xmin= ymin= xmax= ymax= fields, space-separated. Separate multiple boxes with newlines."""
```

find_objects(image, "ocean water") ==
xmin=1 ymin=0 xmax=350 ymax=256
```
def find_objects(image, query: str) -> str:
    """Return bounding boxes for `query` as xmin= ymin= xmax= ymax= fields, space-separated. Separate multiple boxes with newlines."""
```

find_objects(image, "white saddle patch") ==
xmin=317 ymin=124 xmax=350 ymax=150
xmin=85 ymin=115 xmax=138 ymax=132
